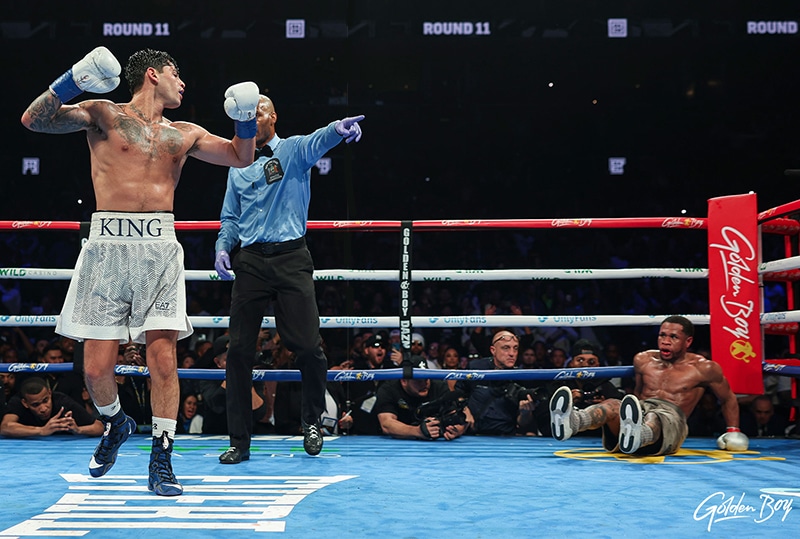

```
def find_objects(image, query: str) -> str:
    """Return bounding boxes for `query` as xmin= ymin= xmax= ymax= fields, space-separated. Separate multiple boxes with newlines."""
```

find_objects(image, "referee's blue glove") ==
xmin=335 ymin=115 xmax=365 ymax=143
xmin=214 ymin=250 xmax=233 ymax=280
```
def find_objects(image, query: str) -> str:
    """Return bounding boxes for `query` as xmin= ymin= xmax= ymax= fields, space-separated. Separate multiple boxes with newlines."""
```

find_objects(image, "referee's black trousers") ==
xmin=225 ymin=242 xmax=327 ymax=450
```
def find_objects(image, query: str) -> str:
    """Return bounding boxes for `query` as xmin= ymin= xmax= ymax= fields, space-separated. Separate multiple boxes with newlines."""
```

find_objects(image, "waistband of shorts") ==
xmin=89 ymin=211 xmax=176 ymax=241
xmin=643 ymin=398 xmax=686 ymax=421
xmin=243 ymin=236 xmax=305 ymax=256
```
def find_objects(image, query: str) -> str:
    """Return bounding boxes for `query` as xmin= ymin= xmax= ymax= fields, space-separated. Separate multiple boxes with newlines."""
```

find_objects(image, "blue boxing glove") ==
xmin=214 ymin=250 xmax=233 ymax=281
xmin=223 ymin=82 xmax=259 ymax=139
xmin=716 ymin=427 xmax=749 ymax=451
xmin=335 ymin=115 xmax=365 ymax=143
xmin=50 ymin=46 xmax=121 ymax=103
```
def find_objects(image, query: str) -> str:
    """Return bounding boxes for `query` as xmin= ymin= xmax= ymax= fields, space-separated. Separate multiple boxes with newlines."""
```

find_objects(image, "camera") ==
xmin=578 ymin=387 xmax=602 ymax=407
xmin=503 ymin=382 xmax=542 ymax=404
xmin=254 ymin=350 xmax=274 ymax=368
xmin=416 ymin=390 xmax=468 ymax=430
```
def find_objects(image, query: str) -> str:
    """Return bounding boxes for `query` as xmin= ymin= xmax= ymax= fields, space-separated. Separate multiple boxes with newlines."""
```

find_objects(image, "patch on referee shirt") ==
xmin=264 ymin=158 xmax=284 ymax=184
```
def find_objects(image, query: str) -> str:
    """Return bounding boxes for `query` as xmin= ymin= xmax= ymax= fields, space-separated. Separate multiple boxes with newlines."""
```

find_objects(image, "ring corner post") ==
xmin=707 ymin=193 xmax=763 ymax=394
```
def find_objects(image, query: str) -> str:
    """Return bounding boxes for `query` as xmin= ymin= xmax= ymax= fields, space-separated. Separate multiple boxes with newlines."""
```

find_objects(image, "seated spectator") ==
xmin=517 ymin=346 xmax=538 ymax=369
xmin=426 ymin=340 xmax=442 ymax=369
xmin=199 ymin=336 xmax=232 ymax=434
xmin=177 ymin=393 xmax=204 ymax=434
xmin=548 ymin=347 xmax=568 ymax=369
xmin=375 ymin=356 xmax=467 ymax=440
xmin=411 ymin=332 xmax=439 ymax=369
xmin=201 ymin=335 xmax=268 ymax=435
xmin=0 ymin=372 xmax=16 ymax=402
xmin=1 ymin=377 xmax=104 ymax=437
xmin=180 ymin=352 xmax=197 ymax=369
xmin=56 ymin=336 xmax=78 ymax=364
xmin=740 ymin=394 xmax=787 ymax=438
xmin=39 ymin=343 xmax=84 ymax=406
xmin=178 ymin=351 xmax=201 ymax=398
xmin=440 ymin=346 xmax=462 ymax=370
xmin=344 ymin=333 xmax=391 ymax=435
xmin=2 ymin=346 xmax=19 ymax=364
xmin=456 ymin=330 xmax=537 ymax=436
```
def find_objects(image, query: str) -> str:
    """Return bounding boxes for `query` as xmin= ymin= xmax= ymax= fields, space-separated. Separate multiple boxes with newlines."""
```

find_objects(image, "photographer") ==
xmin=535 ymin=339 xmax=626 ymax=437
xmin=375 ymin=356 xmax=467 ymax=440
xmin=456 ymin=330 xmax=538 ymax=435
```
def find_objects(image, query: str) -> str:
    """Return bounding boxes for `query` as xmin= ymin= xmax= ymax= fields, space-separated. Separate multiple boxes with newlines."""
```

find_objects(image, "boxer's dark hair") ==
xmin=662 ymin=315 xmax=694 ymax=337
xmin=124 ymin=49 xmax=179 ymax=96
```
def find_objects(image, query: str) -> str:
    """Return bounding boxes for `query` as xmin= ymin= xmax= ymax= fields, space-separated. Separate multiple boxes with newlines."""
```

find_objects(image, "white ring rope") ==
xmin=0 ymin=313 xmax=710 ymax=329
xmin=1 ymin=267 xmax=711 ymax=281
xmin=760 ymin=256 xmax=800 ymax=273
xmin=760 ymin=311 xmax=800 ymax=324
xmin=5 ymin=261 xmax=798 ymax=282
xmin=2 ymin=313 xmax=798 ymax=328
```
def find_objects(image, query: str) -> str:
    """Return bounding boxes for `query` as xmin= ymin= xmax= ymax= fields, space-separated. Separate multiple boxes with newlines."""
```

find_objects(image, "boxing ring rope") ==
xmin=2 ymin=201 xmax=800 ymax=385
xmin=3 ymin=361 xmax=800 ymax=381
xmin=3 ymin=268 xmax=712 ymax=282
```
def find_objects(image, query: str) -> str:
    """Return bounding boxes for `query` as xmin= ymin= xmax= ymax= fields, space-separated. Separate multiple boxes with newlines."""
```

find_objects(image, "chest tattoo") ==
xmin=115 ymin=114 xmax=184 ymax=160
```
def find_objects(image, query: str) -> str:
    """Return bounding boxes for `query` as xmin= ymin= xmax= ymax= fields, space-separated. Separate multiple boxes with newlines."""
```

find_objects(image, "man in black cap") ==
xmin=342 ymin=332 xmax=392 ymax=435
xmin=566 ymin=339 xmax=626 ymax=409
xmin=355 ymin=333 xmax=393 ymax=370
xmin=374 ymin=356 xmax=467 ymax=440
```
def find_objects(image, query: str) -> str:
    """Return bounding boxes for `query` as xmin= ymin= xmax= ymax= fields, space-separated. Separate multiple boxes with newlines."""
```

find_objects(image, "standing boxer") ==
xmin=214 ymin=95 xmax=364 ymax=463
xmin=21 ymin=47 xmax=258 ymax=495
xmin=549 ymin=315 xmax=748 ymax=455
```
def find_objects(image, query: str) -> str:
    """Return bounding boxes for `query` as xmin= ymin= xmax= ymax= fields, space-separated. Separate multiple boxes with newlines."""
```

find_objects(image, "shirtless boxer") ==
xmin=21 ymin=47 xmax=258 ymax=495
xmin=549 ymin=315 xmax=748 ymax=455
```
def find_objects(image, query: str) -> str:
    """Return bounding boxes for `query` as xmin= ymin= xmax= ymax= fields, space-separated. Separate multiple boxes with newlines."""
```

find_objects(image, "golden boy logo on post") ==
xmin=730 ymin=340 xmax=756 ymax=363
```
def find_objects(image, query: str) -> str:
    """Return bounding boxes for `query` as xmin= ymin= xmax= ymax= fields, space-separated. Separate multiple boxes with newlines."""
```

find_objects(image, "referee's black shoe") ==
xmin=302 ymin=421 xmax=323 ymax=456
xmin=219 ymin=446 xmax=250 ymax=464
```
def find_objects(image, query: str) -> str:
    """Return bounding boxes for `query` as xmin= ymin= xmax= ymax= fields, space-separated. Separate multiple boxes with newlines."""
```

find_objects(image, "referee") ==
xmin=214 ymin=94 xmax=364 ymax=464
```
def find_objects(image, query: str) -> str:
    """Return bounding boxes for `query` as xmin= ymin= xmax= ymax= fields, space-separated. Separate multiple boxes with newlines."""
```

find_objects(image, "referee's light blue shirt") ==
xmin=216 ymin=122 xmax=342 ymax=252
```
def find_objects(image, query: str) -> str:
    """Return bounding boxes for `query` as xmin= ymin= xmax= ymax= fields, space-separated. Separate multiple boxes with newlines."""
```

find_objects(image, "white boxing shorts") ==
xmin=56 ymin=211 xmax=193 ymax=344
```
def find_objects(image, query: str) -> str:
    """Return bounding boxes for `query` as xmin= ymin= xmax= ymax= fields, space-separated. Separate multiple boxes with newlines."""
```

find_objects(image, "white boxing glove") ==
xmin=50 ymin=46 xmax=121 ymax=102
xmin=716 ymin=428 xmax=749 ymax=451
xmin=223 ymin=81 xmax=259 ymax=138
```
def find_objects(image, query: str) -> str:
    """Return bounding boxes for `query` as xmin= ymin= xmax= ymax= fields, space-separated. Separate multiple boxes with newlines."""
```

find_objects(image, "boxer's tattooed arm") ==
xmin=26 ymin=90 xmax=91 ymax=133
xmin=172 ymin=123 xmax=200 ymax=156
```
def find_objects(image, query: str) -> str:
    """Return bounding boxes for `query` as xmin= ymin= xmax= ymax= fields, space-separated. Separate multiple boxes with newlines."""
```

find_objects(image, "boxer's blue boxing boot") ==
xmin=619 ymin=394 xmax=644 ymax=454
xmin=89 ymin=411 xmax=137 ymax=477
xmin=148 ymin=432 xmax=183 ymax=496
xmin=549 ymin=386 xmax=575 ymax=441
